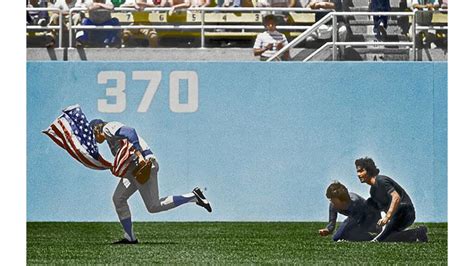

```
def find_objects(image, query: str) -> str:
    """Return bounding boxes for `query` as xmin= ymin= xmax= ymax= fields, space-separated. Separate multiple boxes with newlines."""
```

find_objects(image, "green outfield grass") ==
xmin=27 ymin=222 xmax=447 ymax=264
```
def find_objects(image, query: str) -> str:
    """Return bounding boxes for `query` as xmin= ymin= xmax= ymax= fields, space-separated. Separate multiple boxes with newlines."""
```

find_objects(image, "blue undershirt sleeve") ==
xmin=326 ymin=203 xmax=337 ymax=233
xmin=115 ymin=126 xmax=143 ymax=152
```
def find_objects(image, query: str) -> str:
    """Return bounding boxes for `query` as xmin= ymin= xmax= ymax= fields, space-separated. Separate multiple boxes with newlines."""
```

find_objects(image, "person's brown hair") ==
xmin=325 ymin=181 xmax=350 ymax=202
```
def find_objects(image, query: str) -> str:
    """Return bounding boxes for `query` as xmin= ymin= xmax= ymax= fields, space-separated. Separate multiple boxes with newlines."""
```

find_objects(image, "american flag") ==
xmin=43 ymin=105 xmax=112 ymax=170
xmin=111 ymin=139 xmax=136 ymax=177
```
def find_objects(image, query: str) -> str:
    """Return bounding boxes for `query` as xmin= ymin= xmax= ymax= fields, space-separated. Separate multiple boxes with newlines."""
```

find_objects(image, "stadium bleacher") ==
xmin=26 ymin=0 xmax=447 ymax=61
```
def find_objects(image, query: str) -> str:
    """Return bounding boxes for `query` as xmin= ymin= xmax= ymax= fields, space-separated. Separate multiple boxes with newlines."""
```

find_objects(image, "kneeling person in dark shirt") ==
xmin=319 ymin=181 xmax=381 ymax=241
xmin=355 ymin=157 xmax=428 ymax=242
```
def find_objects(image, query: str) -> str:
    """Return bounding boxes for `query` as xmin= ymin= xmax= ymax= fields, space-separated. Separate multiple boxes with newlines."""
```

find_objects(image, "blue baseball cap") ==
xmin=89 ymin=119 xmax=105 ymax=130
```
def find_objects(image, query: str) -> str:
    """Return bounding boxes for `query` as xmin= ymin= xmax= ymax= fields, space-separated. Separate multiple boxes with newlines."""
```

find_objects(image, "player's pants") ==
xmin=113 ymin=158 xmax=183 ymax=220
xmin=373 ymin=204 xmax=417 ymax=242
xmin=332 ymin=212 xmax=381 ymax=242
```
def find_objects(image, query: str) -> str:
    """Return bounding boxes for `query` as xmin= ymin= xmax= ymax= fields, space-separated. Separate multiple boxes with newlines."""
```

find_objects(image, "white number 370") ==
xmin=97 ymin=70 xmax=199 ymax=113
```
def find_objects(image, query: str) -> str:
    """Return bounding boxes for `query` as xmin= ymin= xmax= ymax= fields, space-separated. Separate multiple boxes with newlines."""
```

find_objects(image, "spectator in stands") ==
xmin=46 ymin=0 xmax=85 ymax=48
xmin=253 ymin=14 xmax=290 ymax=61
xmin=306 ymin=0 xmax=347 ymax=42
xmin=120 ymin=0 xmax=159 ymax=47
xmin=27 ymin=0 xmax=50 ymax=26
xmin=27 ymin=0 xmax=55 ymax=47
xmin=369 ymin=0 xmax=391 ymax=41
xmin=76 ymin=0 xmax=121 ymax=47
xmin=410 ymin=0 xmax=440 ymax=48
xmin=410 ymin=0 xmax=439 ymax=25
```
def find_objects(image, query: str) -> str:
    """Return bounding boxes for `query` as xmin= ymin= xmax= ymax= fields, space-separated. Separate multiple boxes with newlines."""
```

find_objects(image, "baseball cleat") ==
xmin=416 ymin=226 xmax=429 ymax=242
xmin=112 ymin=238 xmax=139 ymax=245
xmin=193 ymin=187 xmax=212 ymax=213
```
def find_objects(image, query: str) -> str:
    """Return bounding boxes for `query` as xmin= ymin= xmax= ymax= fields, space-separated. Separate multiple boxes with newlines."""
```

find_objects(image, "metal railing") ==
xmin=270 ymin=9 xmax=448 ymax=61
xmin=27 ymin=7 xmax=447 ymax=60
xmin=269 ymin=11 xmax=416 ymax=61
xmin=26 ymin=7 xmax=62 ymax=48
xmin=68 ymin=7 xmax=326 ymax=48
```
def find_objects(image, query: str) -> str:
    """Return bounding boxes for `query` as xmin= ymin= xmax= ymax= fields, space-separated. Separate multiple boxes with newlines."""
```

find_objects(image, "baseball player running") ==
xmin=89 ymin=119 xmax=212 ymax=244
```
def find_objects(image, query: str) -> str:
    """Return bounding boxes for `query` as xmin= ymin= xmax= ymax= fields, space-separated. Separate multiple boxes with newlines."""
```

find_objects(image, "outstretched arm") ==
xmin=320 ymin=204 xmax=337 ymax=236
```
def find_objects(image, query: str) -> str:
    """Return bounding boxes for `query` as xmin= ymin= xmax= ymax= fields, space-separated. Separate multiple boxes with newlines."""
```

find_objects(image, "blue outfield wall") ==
xmin=27 ymin=62 xmax=447 ymax=222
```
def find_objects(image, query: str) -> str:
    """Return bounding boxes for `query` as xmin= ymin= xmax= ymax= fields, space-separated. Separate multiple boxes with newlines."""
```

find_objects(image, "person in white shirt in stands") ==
xmin=253 ymin=14 xmax=290 ymax=61
xmin=75 ymin=0 xmax=121 ymax=47
xmin=46 ymin=0 xmax=85 ymax=47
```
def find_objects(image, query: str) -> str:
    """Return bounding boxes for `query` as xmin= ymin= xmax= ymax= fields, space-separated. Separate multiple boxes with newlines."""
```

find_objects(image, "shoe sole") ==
xmin=193 ymin=187 xmax=212 ymax=213
xmin=112 ymin=239 xmax=139 ymax=245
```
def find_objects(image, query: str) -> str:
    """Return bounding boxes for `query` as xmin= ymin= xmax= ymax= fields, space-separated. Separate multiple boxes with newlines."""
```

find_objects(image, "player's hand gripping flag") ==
xmin=42 ymin=105 xmax=113 ymax=170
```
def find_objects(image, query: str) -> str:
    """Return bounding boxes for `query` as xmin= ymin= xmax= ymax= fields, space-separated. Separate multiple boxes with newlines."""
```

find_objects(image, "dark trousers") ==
xmin=333 ymin=213 xmax=381 ymax=242
xmin=370 ymin=0 xmax=390 ymax=32
xmin=373 ymin=16 xmax=388 ymax=31
xmin=373 ymin=204 xmax=417 ymax=242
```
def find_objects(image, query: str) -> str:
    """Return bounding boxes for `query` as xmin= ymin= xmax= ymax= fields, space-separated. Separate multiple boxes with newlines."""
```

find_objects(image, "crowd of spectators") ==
xmin=27 ymin=0 xmax=447 ymax=51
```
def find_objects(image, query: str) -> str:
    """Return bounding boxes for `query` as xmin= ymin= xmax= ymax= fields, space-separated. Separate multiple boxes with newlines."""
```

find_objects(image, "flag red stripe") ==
xmin=43 ymin=130 xmax=66 ymax=150
xmin=113 ymin=141 xmax=128 ymax=175
xmin=57 ymin=119 xmax=104 ymax=170
xmin=44 ymin=106 xmax=113 ymax=171
xmin=119 ymin=144 xmax=134 ymax=177
xmin=59 ymin=119 xmax=111 ymax=170
xmin=55 ymin=121 xmax=101 ymax=170
xmin=116 ymin=143 xmax=133 ymax=177
xmin=113 ymin=141 xmax=133 ymax=177
xmin=50 ymin=124 xmax=81 ymax=163
xmin=98 ymin=155 xmax=112 ymax=168
xmin=118 ymin=162 xmax=132 ymax=178
xmin=113 ymin=141 xmax=127 ymax=171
